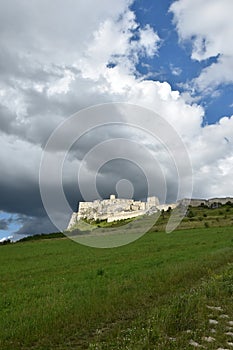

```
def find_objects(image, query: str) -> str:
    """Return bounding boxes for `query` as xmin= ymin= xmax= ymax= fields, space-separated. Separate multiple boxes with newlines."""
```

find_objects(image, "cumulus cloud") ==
xmin=188 ymin=116 xmax=233 ymax=197
xmin=170 ymin=0 xmax=233 ymax=92
xmin=0 ymin=0 xmax=233 ymax=236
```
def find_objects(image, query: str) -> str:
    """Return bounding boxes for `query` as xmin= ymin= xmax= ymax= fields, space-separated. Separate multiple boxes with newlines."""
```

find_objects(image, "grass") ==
xmin=152 ymin=203 xmax=233 ymax=231
xmin=0 ymin=223 xmax=233 ymax=349
xmin=107 ymin=264 xmax=233 ymax=350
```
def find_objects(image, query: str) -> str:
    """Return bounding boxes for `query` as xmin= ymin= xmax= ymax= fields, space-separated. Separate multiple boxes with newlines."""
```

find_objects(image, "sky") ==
xmin=0 ymin=0 xmax=233 ymax=241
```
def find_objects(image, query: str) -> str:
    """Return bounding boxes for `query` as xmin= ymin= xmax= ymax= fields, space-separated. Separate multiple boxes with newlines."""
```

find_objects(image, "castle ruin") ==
xmin=67 ymin=194 xmax=176 ymax=230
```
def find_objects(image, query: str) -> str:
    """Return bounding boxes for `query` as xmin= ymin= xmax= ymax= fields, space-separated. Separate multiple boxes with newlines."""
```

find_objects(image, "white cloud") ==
xmin=170 ymin=64 xmax=182 ymax=76
xmin=47 ymin=70 xmax=75 ymax=96
xmin=0 ymin=86 xmax=28 ymax=122
xmin=126 ymin=80 xmax=204 ymax=139
xmin=193 ymin=55 xmax=233 ymax=92
xmin=77 ymin=11 xmax=160 ymax=82
xmin=170 ymin=0 xmax=233 ymax=91
xmin=188 ymin=115 xmax=233 ymax=197
xmin=138 ymin=24 xmax=160 ymax=57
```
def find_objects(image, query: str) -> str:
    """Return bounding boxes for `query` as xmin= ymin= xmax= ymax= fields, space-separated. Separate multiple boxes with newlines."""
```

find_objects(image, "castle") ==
xmin=67 ymin=194 xmax=177 ymax=230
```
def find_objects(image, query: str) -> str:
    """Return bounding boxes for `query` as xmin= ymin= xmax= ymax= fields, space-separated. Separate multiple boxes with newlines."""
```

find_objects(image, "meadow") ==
xmin=0 ymin=205 xmax=233 ymax=349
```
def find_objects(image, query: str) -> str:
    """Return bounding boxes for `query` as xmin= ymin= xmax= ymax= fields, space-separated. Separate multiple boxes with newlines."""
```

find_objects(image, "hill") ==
xmin=0 ymin=222 xmax=232 ymax=349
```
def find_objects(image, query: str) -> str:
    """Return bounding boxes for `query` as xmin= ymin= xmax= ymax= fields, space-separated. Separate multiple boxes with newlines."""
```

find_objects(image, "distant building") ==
xmin=67 ymin=194 xmax=177 ymax=230
xmin=178 ymin=197 xmax=233 ymax=208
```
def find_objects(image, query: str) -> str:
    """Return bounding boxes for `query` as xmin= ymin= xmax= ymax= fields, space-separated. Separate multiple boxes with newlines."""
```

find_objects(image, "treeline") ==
xmin=17 ymin=232 xmax=64 ymax=243
xmin=0 ymin=239 xmax=11 ymax=245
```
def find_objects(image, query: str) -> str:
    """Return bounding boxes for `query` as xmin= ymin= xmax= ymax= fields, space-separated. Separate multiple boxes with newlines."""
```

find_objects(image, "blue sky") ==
xmin=132 ymin=0 xmax=233 ymax=124
xmin=0 ymin=0 xmax=233 ymax=240
xmin=0 ymin=212 xmax=19 ymax=241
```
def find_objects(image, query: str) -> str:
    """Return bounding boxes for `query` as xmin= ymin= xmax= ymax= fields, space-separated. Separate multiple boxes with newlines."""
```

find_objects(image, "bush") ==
xmin=97 ymin=268 xmax=105 ymax=276
xmin=187 ymin=210 xmax=195 ymax=218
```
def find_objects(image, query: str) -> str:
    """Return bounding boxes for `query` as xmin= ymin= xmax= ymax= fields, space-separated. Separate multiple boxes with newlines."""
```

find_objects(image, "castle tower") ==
xmin=146 ymin=196 xmax=159 ymax=208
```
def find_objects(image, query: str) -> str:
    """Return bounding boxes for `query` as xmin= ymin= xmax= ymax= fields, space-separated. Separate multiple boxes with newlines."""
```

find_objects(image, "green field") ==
xmin=0 ymin=208 xmax=233 ymax=349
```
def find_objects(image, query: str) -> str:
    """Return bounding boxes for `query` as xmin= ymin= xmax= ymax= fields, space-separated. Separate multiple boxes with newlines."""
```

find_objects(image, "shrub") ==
xmin=187 ymin=210 xmax=195 ymax=218
xmin=97 ymin=268 xmax=105 ymax=276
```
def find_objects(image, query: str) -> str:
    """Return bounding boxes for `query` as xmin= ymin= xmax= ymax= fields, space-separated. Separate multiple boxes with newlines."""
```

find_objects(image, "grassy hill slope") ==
xmin=0 ymin=225 xmax=232 ymax=349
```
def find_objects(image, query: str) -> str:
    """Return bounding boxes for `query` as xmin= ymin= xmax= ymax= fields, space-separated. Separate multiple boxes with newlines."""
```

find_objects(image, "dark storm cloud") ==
xmin=0 ymin=180 xmax=44 ymax=217
xmin=0 ymin=219 xmax=9 ymax=230
xmin=14 ymin=215 xmax=58 ymax=236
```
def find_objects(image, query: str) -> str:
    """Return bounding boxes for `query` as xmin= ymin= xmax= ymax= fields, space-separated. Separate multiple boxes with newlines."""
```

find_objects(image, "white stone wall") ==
xmin=157 ymin=203 xmax=178 ymax=211
xmin=67 ymin=212 xmax=78 ymax=230
xmin=107 ymin=210 xmax=146 ymax=222
xmin=178 ymin=198 xmax=208 ymax=207
xmin=208 ymin=197 xmax=233 ymax=205
xmin=147 ymin=196 xmax=160 ymax=206
xmin=67 ymin=195 xmax=160 ymax=228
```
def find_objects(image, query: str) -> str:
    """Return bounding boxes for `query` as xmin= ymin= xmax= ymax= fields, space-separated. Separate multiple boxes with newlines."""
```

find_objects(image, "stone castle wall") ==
xmin=157 ymin=203 xmax=177 ymax=211
xmin=107 ymin=210 xmax=146 ymax=223
xmin=77 ymin=195 xmax=158 ymax=221
xmin=67 ymin=194 xmax=166 ymax=229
